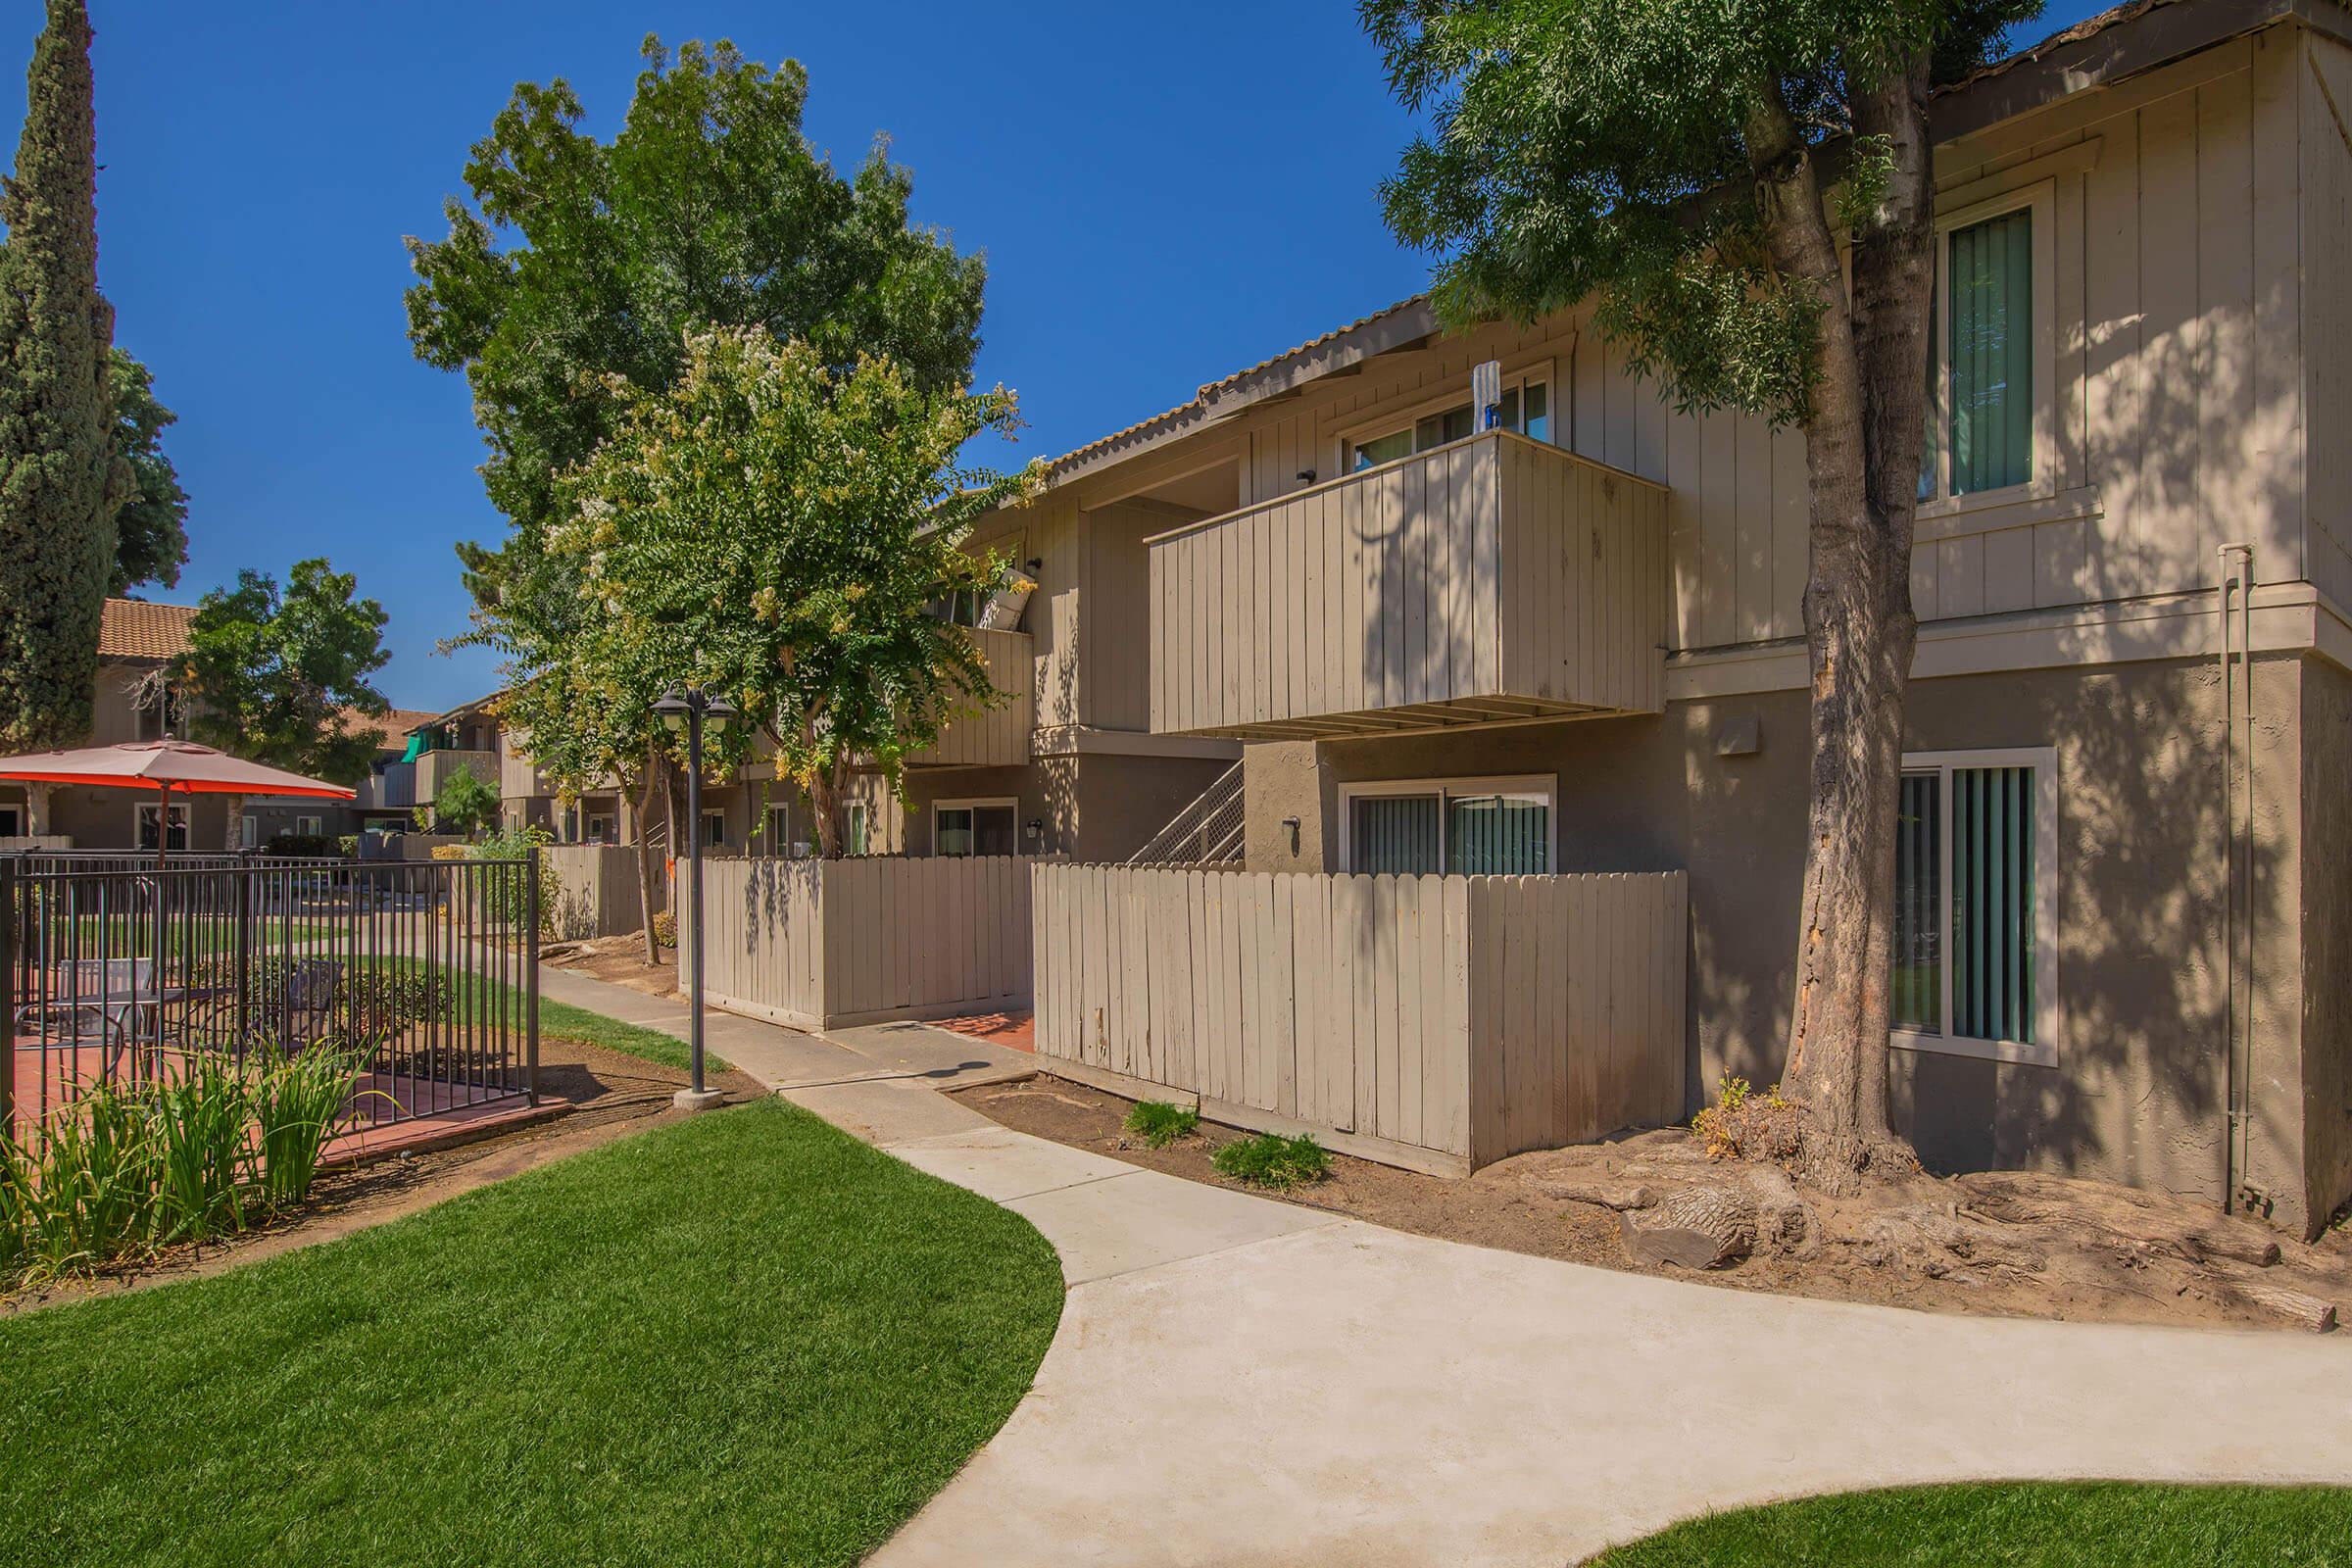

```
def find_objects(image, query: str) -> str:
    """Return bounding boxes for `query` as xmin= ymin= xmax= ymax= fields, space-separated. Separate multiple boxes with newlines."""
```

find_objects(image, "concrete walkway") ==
xmin=541 ymin=969 xmax=2352 ymax=1567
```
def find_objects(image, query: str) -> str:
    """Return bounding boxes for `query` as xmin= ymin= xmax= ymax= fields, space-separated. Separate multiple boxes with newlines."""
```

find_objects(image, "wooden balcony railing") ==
xmin=1148 ymin=430 xmax=1667 ymax=740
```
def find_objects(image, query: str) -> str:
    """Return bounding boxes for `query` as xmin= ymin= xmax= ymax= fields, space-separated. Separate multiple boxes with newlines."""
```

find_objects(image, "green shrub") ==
xmin=251 ymin=1047 xmax=370 ymax=1206
xmin=468 ymin=823 xmax=559 ymax=931
xmin=150 ymin=1054 xmax=253 ymax=1244
xmin=262 ymin=831 xmax=336 ymax=858
xmin=0 ymin=1044 xmax=368 ymax=1287
xmin=1123 ymin=1101 xmax=1200 ymax=1149
xmin=1210 ymin=1132 xmax=1330 ymax=1190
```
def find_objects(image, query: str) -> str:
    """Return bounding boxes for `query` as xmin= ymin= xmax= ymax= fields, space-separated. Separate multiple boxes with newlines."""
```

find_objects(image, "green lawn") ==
xmin=51 ymin=915 xmax=339 ymax=957
xmin=1591 ymin=1483 xmax=2352 ymax=1566
xmin=349 ymin=959 xmax=719 ymax=1074
xmin=535 ymin=989 xmax=718 ymax=1073
xmin=0 ymin=1100 xmax=1062 ymax=1567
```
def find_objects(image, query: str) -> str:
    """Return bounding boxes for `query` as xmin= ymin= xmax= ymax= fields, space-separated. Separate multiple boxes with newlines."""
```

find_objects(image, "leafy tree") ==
xmin=106 ymin=348 xmax=189 ymax=593
xmin=1364 ymin=0 xmax=2038 ymax=1187
xmin=544 ymin=326 xmax=1036 ymax=862
xmin=403 ymin=35 xmax=987 ymax=633
xmin=426 ymin=765 xmax=500 ymax=840
xmin=492 ymin=612 xmax=678 ymax=962
xmin=173 ymin=560 xmax=392 ymax=783
xmin=0 ymin=0 xmax=128 ymax=750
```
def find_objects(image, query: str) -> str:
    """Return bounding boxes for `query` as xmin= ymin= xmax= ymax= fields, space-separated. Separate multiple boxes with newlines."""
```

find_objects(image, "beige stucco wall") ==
xmin=46 ymin=786 xmax=232 ymax=851
xmin=2299 ymin=655 xmax=2352 ymax=1229
xmin=1246 ymin=655 xmax=2331 ymax=1232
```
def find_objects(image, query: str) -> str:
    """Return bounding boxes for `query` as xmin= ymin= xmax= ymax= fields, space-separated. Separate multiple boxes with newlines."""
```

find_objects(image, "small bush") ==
xmin=651 ymin=909 xmax=677 ymax=950
xmin=1123 ymin=1101 xmax=1200 ymax=1149
xmin=262 ymin=832 xmax=336 ymax=858
xmin=1210 ymin=1131 xmax=1330 ymax=1190
xmin=1690 ymin=1072 xmax=1799 ymax=1162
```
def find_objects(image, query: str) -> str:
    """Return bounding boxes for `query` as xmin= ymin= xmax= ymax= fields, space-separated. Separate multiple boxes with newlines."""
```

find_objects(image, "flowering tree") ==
xmin=545 ymin=325 xmax=1040 ymax=861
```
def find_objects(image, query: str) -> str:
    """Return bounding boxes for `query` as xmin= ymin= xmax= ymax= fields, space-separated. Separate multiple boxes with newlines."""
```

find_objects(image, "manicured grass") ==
xmin=353 ymin=959 xmax=720 ymax=1074
xmin=0 ymin=1100 xmax=1063 ymax=1566
xmin=54 ymin=915 xmax=338 ymax=956
xmin=1591 ymin=1482 xmax=2352 ymax=1566
xmin=535 ymin=990 xmax=719 ymax=1073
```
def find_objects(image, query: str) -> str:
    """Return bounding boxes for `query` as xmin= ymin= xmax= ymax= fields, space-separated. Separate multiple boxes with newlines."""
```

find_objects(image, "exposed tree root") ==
xmin=1509 ymin=1129 xmax=2348 ymax=1333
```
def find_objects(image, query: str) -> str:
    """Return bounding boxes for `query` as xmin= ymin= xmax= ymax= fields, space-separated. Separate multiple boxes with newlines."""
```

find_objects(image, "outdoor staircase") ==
xmin=1127 ymin=760 xmax=1245 ymax=866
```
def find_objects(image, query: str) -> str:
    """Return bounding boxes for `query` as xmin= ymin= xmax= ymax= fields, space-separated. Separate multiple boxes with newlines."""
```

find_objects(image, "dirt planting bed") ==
xmin=537 ymin=931 xmax=682 ymax=998
xmin=956 ymin=1074 xmax=2352 ymax=1335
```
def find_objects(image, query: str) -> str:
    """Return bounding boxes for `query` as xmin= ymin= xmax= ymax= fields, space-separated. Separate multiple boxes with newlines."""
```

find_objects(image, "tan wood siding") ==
xmin=413 ymin=750 xmax=498 ymax=807
xmin=679 ymin=854 xmax=1038 ymax=1030
xmin=907 ymin=628 xmax=1034 ymax=767
xmin=1032 ymin=863 xmax=1686 ymax=1172
xmin=2304 ymin=31 xmax=2352 ymax=609
xmin=1118 ymin=38 xmax=2314 ymax=670
xmin=1150 ymin=432 xmax=1665 ymax=739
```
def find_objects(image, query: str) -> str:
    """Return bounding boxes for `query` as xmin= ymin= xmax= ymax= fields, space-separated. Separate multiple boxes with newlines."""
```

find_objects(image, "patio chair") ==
xmin=164 ymin=956 xmax=345 ymax=1064
xmin=11 ymin=957 xmax=160 ymax=1082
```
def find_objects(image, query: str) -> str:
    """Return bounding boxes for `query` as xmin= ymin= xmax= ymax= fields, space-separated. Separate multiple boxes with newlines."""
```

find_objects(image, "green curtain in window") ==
xmin=1951 ymin=766 xmax=2034 ymax=1044
xmin=1949 ymin=209 xmax=2033 ymax=495
xmin=1446 ymin=797 xmax=1548 ymax=875
xmin=1892 ymin=773 xmax=1941 ymax=1031
xmin=1350 ymin=795 xmax=1443 ymax=874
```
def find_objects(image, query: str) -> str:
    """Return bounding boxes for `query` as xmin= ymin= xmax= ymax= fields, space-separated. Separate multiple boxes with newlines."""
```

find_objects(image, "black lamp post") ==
xmin=655 ymin=684 xmax=739 ymax=1110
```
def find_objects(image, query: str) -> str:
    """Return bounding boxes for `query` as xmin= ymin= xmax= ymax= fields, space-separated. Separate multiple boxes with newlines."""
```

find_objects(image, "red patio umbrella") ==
xmin=0 ymin=739 xmax=355 ymax=867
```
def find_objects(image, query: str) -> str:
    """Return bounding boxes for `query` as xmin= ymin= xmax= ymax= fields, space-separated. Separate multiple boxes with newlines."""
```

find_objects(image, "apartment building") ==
xmin=1040 ymin=0 xmax=2352 ymax=1234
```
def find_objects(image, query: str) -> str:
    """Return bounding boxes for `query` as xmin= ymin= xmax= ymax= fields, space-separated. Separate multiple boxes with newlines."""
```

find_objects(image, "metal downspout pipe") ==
xmin=2218 ymin=543 xmax=2255 ymax=1214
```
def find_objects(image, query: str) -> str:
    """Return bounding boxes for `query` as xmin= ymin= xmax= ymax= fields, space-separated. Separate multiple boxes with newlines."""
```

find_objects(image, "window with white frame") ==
xmin=1919 ymin=184 xmax=2054 ymax=507
xmin=1891 ymin=748 xmax=2058 ymax=1065
xmin=239 ymin=814 xmax=259 ymax=849
xmin=295 ymin=815 xmax=322 ymax=837
xmin=0 ymin=805 xmax=21 ymax=838
xmin=701 ymin=808 xmax=728 ymax=849
xmin=764 ymin=803 xmax=794 ymax=857
xmin=934 ymin=798 xmax=1016 ymax=858
xmin=844 ymin=800 xmax=872 ymax=857
xmin=1338 ymin=776 xmax=1555 ymax=875
xmin=137 ymin=802 xmax=191 ymax=852
xmin=1342 ymin=368 xmax=1553 ymax=474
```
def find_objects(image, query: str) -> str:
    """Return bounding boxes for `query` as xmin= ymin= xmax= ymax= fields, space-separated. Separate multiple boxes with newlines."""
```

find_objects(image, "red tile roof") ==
xmin=96 ymin=598 xmax=197 ymax=661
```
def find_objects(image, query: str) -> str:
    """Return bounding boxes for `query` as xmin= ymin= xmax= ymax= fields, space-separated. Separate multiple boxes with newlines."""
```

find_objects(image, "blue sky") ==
xmin=15 ymin=2 xmax=2105 ymax=712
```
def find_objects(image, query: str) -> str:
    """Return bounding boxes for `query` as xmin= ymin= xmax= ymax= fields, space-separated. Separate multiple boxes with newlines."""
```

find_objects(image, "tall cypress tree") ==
xmin=0 ymin=0 xmax=122 ymax=751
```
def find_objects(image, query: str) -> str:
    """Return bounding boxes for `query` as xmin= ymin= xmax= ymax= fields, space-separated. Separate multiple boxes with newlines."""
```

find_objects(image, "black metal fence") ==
xmin=2 ymin=853 xmax=539 ymax=1143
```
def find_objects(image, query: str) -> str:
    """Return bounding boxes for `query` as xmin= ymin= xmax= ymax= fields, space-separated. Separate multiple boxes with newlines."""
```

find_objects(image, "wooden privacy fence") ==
xmin=542 ymin=844 xmax=657 ymax=941
xmin=1033 ymin=863 xmax=1687 ymax=1175
xmin=682 ymin=855 xmax=1039 ymax=1031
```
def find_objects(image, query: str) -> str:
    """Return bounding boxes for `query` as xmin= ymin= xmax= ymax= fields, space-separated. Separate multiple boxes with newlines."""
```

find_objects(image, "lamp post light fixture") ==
xmin=655 ymin=684 xmax=739 ymax=1112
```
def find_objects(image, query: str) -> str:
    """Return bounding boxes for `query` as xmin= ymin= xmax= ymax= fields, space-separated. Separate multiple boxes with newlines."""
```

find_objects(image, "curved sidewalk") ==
xmin=541 ymin=969 xmax=2352 ymax=1567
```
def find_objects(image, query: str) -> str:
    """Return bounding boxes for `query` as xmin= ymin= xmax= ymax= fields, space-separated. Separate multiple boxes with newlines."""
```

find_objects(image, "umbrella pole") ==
xmin=156 ymin=783 xmax=172 ymax=871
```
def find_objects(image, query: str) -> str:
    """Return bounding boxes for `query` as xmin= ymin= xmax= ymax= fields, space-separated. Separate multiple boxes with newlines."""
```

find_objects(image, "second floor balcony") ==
xmin=414 ymin=748 xmax=499 ymax=806
xmin=1148 ymin=430 xmax=1667 ymax=741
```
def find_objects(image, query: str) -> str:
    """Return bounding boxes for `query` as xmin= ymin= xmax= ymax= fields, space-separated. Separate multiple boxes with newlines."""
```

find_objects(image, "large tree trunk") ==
xmin=625 ymin=744 xmax=665 ymax=964
xmin=806 ymin=757 xmax=848 ymax=859
xmin=1746 ymin=59 xmax=1936 ymax=1191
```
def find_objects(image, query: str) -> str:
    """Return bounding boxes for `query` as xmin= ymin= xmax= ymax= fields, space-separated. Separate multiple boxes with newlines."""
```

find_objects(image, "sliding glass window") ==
xmin=1890 ymin=751 xmax=2053 ymax=1058
xmin=1343 ymin=779 xmax=1552 ymax=875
